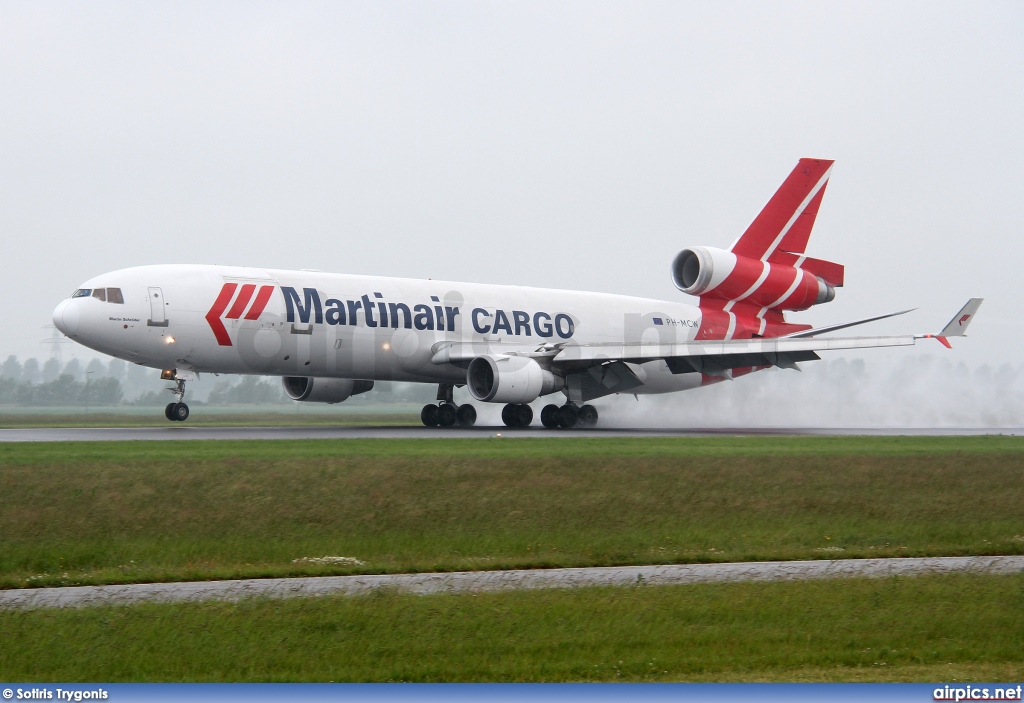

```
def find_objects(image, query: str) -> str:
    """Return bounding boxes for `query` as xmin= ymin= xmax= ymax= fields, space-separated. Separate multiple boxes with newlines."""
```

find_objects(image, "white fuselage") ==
xmin=52 ymin=264 xmax=708 ymax=397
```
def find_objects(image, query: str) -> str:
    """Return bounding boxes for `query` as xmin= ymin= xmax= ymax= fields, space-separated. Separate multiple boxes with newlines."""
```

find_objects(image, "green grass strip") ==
xmin=2 ymin=574 xmax=1022 ymax=682
xmin=1 ymin=435 xmax=1022 ymax=464
xmin=1 ymin=437 xmax=1022 ymax=588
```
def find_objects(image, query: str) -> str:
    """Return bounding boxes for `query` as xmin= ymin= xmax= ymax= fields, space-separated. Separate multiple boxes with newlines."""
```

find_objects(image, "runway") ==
xmin=2 ymin=556 xmax=1021 ymax=609
xmin=1 ymin=425 xmax=1020 ymax=441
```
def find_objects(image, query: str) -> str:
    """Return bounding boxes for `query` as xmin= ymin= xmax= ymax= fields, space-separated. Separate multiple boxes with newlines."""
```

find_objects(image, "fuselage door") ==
xmin=147 ymin=287 xmax=168 ymax=327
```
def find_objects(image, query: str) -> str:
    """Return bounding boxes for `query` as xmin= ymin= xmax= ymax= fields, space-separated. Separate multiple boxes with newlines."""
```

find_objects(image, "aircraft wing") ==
xmin=551 ymin=298 xmax=983 ymax=376
xmin=432 ymin=331 xmax=915 ymax=375
xmin=431 ymin=299 xmax=982 ymax=378
xmin=550 ymin=334 xmax=916 ymax=376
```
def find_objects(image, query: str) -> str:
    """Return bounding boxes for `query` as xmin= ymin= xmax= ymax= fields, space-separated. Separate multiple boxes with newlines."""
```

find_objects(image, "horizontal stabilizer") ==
xmin=784 ymin=309 xmax=915 ymax=339
xmin=771 ymin=252 xmax=845 ymax=288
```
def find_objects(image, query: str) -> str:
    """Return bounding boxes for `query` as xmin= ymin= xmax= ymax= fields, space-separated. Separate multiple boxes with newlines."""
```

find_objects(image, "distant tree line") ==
xmin=206 ymin=375 xmax=290 ymax=405
xmin=0 ymin=355 xmax=432 ymax=407
xmin=1 ymin=356 xmax=129 ymax=407
xmin=0 ymin=355 xmax=293 ymax=407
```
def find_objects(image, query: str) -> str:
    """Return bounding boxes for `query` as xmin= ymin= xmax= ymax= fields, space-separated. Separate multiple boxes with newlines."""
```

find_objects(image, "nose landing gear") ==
xmin=164 ymin=377 xmax=189 ymax=422
xmin=165 ymin=401 xmax=189 ymax=422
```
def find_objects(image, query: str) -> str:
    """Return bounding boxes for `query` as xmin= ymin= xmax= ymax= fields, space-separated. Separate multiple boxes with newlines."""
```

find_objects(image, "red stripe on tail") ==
xmin=205 ymin=283 xmax=237 ymax=346
xmin=769 ymin=183 xmax=828 ymax=260
xmin=731 ymin=158 xmax=833 ymax=260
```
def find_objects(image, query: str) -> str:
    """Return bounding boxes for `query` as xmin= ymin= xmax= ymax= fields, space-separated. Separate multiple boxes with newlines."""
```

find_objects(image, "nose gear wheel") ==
xmin=163 ymin=378 xmax=190 ymax=422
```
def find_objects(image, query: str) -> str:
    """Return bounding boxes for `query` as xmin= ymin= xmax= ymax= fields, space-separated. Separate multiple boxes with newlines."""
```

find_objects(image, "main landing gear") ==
xmin=164 ymin=377 xmax=190 ymax=422
xmin=540 ymin=403 xmax=598 ymax=429
xmin=421 ymin=383 xmax=477 ymax=428
xmin=501 ymin=403 xmax=533 ymax=428
xmin=419 ymin=384 xmax=600 ymax=430
xmin=501 ymin=402 xmax=598 ymax=429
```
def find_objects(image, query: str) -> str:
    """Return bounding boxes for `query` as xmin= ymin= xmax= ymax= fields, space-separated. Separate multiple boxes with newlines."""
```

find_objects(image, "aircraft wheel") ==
xmin=164 ymin=403 xmax=177 ymax=421
xmin=437 ymin=403 xmax=458 ymax=427
xmin=502 ymin=403 xmax=533 ymax=427
xmin=540 ymin=404 xmax=560 ymax=429
xmin=170 ymin=402 xmax=190 ymax=422
xmin=456 ymin=404 xmax=477 ymax=427
xmin=420 ymin=404 xmax=439 ymax=427
xmin=578 ymin=404 xmax=599 ymax=428
xmin=557 ymin=404 xmax=578 ymax=429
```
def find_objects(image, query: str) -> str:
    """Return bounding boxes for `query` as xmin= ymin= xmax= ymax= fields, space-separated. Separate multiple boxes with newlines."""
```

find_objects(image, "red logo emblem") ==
xmin=205 ymin=283 xmax=275 ymax=346
xmin=959 ymin=314 xmax=970 ymax=326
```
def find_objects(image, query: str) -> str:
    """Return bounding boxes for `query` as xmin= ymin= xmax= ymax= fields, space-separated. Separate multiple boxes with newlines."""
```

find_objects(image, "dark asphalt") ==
xmin=1 ymin=425 xmax=1020 ymax=441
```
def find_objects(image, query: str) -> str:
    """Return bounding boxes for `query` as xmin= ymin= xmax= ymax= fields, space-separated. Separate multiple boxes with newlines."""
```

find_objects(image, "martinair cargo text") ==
xmin=52 ymin=159 xmax=982 ymax=428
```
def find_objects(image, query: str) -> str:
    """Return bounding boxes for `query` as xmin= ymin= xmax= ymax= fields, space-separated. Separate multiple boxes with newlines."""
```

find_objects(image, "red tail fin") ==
xmin=730 ymin=158 xmax=834 ymax=260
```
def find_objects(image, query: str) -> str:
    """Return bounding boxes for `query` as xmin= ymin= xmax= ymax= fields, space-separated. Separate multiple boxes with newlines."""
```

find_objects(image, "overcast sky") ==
xmin=1 ymin=1 xmax=1021 ymax=372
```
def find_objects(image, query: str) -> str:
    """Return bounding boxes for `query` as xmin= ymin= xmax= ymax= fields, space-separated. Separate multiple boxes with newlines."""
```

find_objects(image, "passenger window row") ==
xmin=72 ymin=288 xmax=124 ymax=304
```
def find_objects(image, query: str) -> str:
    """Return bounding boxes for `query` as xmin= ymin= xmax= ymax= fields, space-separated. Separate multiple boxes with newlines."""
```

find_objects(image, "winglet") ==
xmin=919 ymin=298 xmax=983 ymax=348
xmin=939 ymin=298 xmax=983 ymax=337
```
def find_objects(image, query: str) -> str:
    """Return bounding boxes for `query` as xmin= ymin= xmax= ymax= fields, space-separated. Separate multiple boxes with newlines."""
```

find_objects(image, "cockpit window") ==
xmin=71 ymin=287 xmax=123 ymax=302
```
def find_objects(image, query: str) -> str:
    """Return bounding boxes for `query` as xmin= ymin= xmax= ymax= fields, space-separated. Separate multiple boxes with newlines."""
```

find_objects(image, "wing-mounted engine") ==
xmin=282 ymin=376 xmax=374 ymax=404
xmin=671 ymin=246 xmax=838 ymax=311
xmin=467 ymin=355 xmax=564 ymax=404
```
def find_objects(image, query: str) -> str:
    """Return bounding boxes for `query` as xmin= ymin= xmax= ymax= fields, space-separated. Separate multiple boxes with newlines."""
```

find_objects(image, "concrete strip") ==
xmin=2 ymin=556 xmax=1022 ymax=610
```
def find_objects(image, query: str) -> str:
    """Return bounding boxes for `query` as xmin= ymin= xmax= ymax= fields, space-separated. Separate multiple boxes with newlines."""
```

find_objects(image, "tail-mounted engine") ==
xmin=671 ymin=246 xmax=840 ymax=311
xmin=282 ymin=376 xmax=374 ymax=404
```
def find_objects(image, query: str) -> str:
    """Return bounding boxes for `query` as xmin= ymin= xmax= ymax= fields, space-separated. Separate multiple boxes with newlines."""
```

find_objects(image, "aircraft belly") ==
xmin=219 ymin=319 xmax=456 ymax=383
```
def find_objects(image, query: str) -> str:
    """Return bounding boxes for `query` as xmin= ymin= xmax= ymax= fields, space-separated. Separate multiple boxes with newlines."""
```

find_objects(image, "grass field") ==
xmin=1 ymin=436 xmax=1022 ymax=589
xmin=2 ymin=574 xmax=1022 ymax=682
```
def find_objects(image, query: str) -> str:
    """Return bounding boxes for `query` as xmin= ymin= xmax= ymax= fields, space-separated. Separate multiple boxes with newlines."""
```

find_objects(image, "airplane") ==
xmin=51 ymin=158 xmax=982 ymax=429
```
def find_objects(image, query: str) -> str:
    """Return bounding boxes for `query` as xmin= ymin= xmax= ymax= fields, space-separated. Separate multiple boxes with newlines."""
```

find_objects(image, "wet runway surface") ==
xmin=1 ymin=425 xmax=1020 ymax=441
xmin=3 ymin=556 xmax=1021 ymax=609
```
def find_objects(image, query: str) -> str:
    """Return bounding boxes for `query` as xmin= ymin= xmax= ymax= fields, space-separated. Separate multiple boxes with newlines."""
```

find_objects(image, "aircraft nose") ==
xmin=52 ymin=298 xmax=79 ymax=336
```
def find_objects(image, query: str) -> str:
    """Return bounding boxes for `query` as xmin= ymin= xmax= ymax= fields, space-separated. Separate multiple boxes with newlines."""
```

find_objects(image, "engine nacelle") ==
xmin=671 ymin=246 xmax=835 ymax=310
xmin=467 ymin=355 xmax=564 ymax=404
xmin=282 ymin=377 xmax=374 ymax=404
xmin=671 ymin=246 xmax=737 ymax=296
